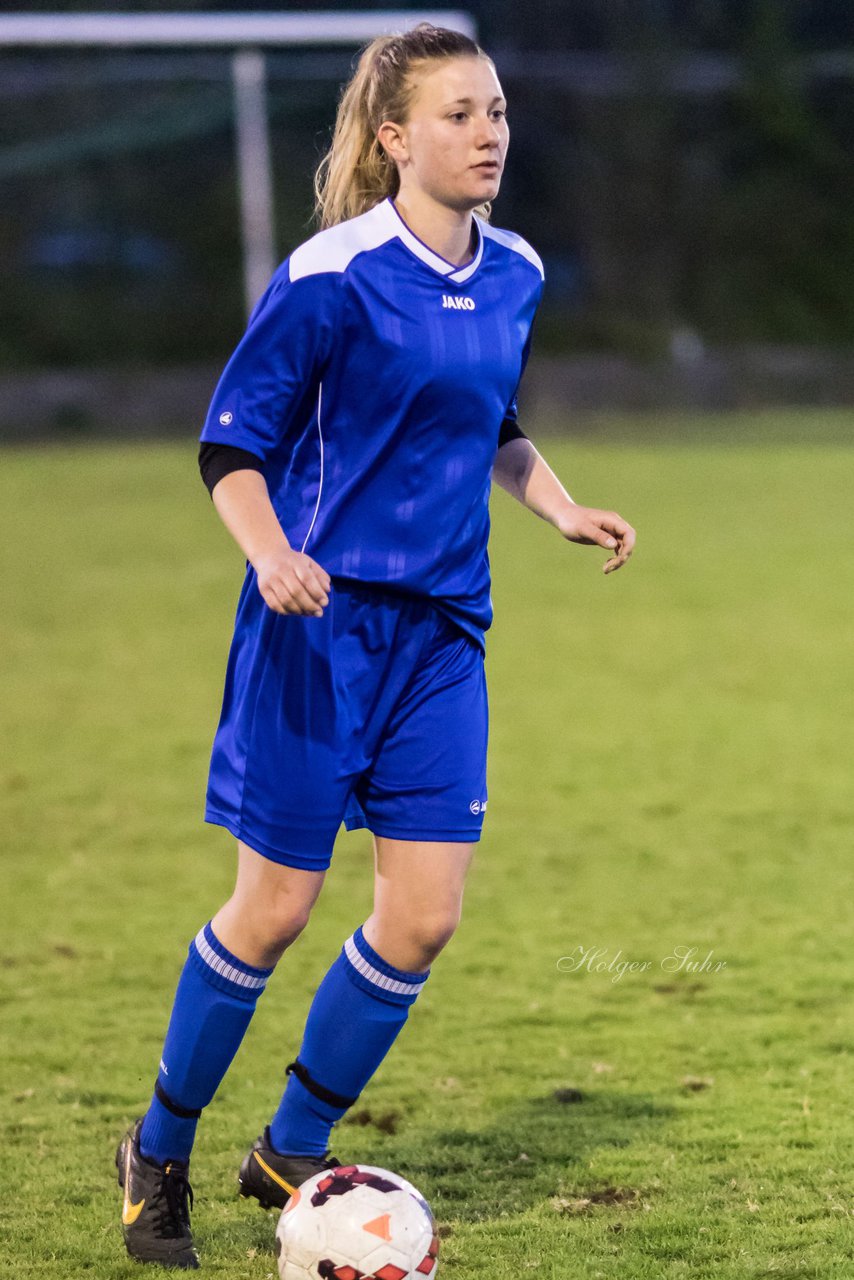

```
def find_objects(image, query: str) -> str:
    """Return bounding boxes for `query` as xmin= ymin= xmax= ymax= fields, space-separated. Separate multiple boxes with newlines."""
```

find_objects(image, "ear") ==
xmin=377 ymin=120 xmax=408 ymax=166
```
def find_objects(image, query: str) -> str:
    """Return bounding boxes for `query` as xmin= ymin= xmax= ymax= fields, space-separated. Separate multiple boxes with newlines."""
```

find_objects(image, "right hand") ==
xmin=254 ymin=547 xmax=331 ymax=617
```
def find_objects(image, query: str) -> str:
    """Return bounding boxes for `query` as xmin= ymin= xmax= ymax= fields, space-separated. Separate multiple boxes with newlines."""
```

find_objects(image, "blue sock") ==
xmin=269 ymin=924 xmax=430 ymax=1157
xmin=139 ymin=922 xmax=274 ymax=1165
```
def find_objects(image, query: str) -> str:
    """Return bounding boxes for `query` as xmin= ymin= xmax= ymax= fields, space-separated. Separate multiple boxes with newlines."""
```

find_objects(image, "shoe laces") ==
xmin=150 ymin=1162 xmax=194 ymax=1239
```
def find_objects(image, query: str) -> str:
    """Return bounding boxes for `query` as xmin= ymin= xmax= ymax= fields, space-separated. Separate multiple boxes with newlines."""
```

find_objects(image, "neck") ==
xmin=391 ymin=188 xmax=476 ymax=267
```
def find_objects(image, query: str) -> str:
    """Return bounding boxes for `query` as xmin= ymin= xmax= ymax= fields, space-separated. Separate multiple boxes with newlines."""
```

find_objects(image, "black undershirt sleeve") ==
xmin=497 ymin=417 xmax=529 ymax=448
xmin=200 ymin=422 xmax=527 ymax=498
xmin=198 ymin=442 xmax=264 ymax=497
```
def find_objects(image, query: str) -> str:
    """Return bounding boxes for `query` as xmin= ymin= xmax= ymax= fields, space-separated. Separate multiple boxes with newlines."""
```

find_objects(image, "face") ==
xmin=378 ymin=56 xmax=509 ymax=211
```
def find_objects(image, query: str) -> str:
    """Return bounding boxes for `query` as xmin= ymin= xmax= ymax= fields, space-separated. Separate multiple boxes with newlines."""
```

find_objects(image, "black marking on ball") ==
xmin=311 ymin=1166 xmax=402 ymax=1207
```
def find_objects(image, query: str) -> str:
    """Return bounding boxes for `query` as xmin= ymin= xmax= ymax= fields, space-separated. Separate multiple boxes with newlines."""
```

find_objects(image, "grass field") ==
xmin=2 ymin=411 xmax=853 ymax=1279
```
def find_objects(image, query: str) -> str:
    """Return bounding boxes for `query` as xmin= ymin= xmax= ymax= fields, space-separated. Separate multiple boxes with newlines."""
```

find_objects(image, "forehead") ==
xmin=408 ymin=56 xmax=504 ymax=111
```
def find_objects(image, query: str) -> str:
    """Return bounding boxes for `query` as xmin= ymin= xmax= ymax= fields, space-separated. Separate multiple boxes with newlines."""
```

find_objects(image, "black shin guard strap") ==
xmin=154 ymin=1078 xmax=203 ymax=1120
xmin=285 ymin=1059 xmax=359 ymax=1109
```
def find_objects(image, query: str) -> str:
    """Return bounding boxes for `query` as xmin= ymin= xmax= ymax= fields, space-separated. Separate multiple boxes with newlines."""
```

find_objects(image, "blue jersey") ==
xmin=200 ymin=195 xmax=544 ymax=650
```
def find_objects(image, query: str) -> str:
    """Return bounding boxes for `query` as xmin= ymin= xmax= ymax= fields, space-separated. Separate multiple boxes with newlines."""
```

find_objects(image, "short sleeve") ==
xmin=503 ymin=322 xmax=535 ymax=426
xmin=199 ymin=263 xmax=341 ymax=460
xmin=504 ymin=266 xmax=543 ymax=425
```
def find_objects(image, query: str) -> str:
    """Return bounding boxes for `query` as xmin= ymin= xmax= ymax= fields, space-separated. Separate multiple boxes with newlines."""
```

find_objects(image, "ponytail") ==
xmin=314 ymin=23 xmax=494 ymax=229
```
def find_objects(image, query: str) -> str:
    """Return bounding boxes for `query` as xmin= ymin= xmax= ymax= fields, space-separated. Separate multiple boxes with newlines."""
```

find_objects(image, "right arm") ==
xmin=209 ymin=467 xmax=330 ymax=618
xmin=197 ymin=262 xmax=340 ymax=617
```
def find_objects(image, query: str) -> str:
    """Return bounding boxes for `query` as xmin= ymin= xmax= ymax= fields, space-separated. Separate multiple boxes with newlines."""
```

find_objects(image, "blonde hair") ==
xmin=314 ymin=22 xmax=495 ymax=229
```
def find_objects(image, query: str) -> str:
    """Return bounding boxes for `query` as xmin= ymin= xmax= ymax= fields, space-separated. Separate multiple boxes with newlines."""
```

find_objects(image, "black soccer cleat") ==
xmin=238 ymin=1126 xmax=342 ymax=1211
xmin=116 ymin=1118 xmax=199 ymax=1269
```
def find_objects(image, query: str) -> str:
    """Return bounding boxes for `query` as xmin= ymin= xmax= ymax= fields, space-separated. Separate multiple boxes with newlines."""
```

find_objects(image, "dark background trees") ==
xmin=1 ymin=0 xmax=852 ymax=368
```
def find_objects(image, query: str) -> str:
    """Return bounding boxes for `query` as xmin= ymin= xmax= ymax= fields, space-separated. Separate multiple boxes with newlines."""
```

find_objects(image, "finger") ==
xmin=260 ymin=584 xmax=287 ymax=613
xmin=605 ymin=537 xmax=634 ymax=565
xmin=584 ymin=524 xmax=621 ymax=552
xmin=612 ymin=523 xmax=636 ymax=557
xmin=598 ymin=514 xmax=636 ymax=555
xmin=293 ymin=563 xmax=329 ymax=606
xmin=285 ymin=598 xmax=323 ymax=617
xmin=282 ymin=571 xmax=325 ymax=616
xmin=297 ymin=553 xmax=331 ymax=594
xmin=603 ymin=546 xmax=633 ymax=574
xmin=306 ymin=558 xmax=332 ymax=593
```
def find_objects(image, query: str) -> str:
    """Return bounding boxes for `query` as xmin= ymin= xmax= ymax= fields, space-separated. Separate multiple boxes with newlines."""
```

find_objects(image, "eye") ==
xmin=491 ymin=109 xmax=507 ymax=121
xmin=449 ymin=112 xmax=467 ymax=122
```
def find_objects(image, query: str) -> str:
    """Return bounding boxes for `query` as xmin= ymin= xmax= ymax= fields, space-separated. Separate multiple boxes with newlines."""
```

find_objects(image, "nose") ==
xmin=475 ymin=116 xmax=502 ymax=150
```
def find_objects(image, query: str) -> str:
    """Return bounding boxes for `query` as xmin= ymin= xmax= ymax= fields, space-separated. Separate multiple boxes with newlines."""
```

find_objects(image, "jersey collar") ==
xmin=383 ymin=196 xmax=484 ymax=285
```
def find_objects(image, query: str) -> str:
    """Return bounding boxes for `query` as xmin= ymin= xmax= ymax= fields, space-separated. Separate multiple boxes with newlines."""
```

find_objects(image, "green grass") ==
xmin=2 ymin=410 xmax=854 ymax=1278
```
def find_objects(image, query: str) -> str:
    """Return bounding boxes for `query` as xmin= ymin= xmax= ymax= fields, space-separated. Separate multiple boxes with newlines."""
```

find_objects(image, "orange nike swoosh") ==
xmin=122 ymin=1138 xmax=146 ymax=1225
xmin=122 ymin=1196 xmax=145 ymax=1225
xmin=252 ymin=1151 xmax=299 ymax=1197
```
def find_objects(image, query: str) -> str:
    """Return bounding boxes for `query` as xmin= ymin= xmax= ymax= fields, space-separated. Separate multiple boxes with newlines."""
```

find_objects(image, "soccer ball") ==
xmin=275 ymin=1163 xmax=439 ymax=1280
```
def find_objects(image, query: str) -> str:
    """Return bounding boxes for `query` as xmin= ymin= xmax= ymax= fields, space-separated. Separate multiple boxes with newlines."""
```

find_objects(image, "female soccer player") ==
xmin=117 ymin=23 xmax=634 ymax=1268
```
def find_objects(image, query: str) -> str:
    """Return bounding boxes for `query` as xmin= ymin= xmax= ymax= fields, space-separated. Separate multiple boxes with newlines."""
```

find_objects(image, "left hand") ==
xmin=556 ymin=505 xmax=636 ymax=574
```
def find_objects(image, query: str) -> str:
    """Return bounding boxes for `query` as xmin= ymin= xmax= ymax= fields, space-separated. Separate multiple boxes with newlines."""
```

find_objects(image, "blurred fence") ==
xmin=1 ymin=2 xmax=852 ymax=424
xmin=2 ymin=344 xmax=854 ymax=443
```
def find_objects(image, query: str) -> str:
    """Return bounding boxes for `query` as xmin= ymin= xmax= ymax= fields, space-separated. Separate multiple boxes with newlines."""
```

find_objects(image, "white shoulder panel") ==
xmin=479 ymin=220 xmax=545 ymax=280
xmin=288 ymin=202 xmax=395 ymax=282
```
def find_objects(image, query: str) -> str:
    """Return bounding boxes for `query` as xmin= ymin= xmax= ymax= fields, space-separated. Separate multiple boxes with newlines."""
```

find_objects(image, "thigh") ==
xmin=230 ymin=839 xmax=327 ymax=912
xmin=364 ymin=836 xmax=477 ymax=972
xmin=212 ymin=840 xmax=327 ymax=967
xmin=371 ymin=835 xmax=476 ymax=921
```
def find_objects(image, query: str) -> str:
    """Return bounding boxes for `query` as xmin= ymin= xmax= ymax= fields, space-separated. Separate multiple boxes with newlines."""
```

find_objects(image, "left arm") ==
xmin=493 ymin=437 xmax=635 ymax=575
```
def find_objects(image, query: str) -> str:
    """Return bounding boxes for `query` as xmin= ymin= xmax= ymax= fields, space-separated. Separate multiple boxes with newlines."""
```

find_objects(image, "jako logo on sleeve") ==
xmin=219 ymin=411 xmax=233 ymax=425
xmin=442 ymin=295 xmax=476 ymax=311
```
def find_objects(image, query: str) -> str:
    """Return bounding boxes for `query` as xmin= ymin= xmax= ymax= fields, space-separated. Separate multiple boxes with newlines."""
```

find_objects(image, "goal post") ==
xmin=0 ymin=11 xmax=478 ymax=316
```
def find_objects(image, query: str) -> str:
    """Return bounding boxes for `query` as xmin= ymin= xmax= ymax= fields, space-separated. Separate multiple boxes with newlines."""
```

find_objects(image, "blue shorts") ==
xmin=204 ymin=574 xmax=489 ymax=871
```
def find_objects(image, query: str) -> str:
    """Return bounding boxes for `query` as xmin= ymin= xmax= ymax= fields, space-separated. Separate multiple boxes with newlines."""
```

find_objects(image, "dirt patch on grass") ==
xmin=552 ymin=1185 xmax=649 ymax=1214
xmin=343 ymin=1107 xmax=401 ymax=1135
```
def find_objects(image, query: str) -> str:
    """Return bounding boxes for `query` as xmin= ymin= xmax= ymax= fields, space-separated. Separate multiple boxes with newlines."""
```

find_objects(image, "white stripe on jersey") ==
xmin=480 ymin=220 xmax=545 ymax=279
xmin=300 ymin=382 xmax=324 ymax=555
xmin=288 ymin=202 xmax=395 ymax=282
xmin=287 ymin=197 xmax=543 ymax=285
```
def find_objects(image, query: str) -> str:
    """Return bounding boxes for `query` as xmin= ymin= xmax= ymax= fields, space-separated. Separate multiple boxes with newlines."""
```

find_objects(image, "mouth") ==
xmin=472 ymin=161 xmax=500 ymax=174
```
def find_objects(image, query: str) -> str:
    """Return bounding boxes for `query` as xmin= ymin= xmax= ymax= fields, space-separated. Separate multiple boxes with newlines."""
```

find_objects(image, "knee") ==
xmin=253 ymin=897 xmax=313 ymax=955
xmin=398 ymin=909 xmax=462 ymax=969
xmin=216 ymin=843 xmax=326 ymax=968
xmin=218 ymin=891 xmax=314 ymax=968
